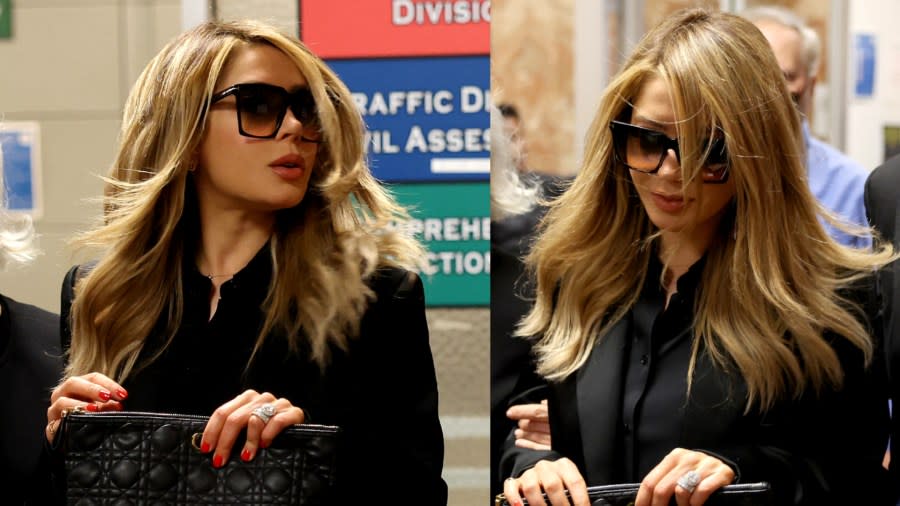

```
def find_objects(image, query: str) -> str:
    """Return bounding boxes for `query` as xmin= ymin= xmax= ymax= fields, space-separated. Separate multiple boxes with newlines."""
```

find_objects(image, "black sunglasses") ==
xmin=210 ymin=83 xmax=322 ymax=142
xmin=609 ymin=121 xmax=729 ymax=184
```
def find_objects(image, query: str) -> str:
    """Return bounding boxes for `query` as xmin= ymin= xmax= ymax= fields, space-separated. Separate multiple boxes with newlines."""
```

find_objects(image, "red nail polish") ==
xmin=213 ymin=455 xmax=223 ymax=468
xmin=260 ymin=440 xmax=269 ymax=449
xmin=98 ymin=391 xmax=111 ymax=401
xmin=116 ymin=389 xmax=128 ymax=400
xmin=200 ymin=442 xmax=210 ymax=453
xmin=85 ymin=403 xmax=98 ymax=412
xmin=241 ymin=449 xmax=251 ymax=462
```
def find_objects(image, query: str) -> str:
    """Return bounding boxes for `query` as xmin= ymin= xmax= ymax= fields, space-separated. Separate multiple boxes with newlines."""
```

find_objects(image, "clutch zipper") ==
xmin=51 ymin=408 xmax=340 ymax=452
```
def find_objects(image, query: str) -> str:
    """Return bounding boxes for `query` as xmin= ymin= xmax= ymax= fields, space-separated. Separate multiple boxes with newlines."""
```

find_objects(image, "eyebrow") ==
xmin=631 ymin=114 xmax=673 ymax=130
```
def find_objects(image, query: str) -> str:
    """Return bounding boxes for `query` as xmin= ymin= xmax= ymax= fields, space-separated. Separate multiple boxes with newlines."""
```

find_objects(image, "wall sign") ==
xmin=0 ymin=122 xmax=42 ymax=218
xmin=300 ymin=0 xmax=490 ymax=58
xmin=329 ymin=56 xmax=489 ymax=183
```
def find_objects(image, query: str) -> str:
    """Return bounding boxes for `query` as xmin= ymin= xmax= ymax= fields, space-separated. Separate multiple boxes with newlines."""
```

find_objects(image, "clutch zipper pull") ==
xmin=51 ymin=405 xmax=87 ymax=451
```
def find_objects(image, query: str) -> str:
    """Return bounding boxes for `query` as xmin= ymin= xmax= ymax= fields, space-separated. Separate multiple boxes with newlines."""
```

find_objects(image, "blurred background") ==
xmin=492 ymin=0 xmax=900 ymax=178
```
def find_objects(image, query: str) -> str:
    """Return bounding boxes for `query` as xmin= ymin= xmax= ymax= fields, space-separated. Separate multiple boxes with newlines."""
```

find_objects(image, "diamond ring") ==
xmin=250 ymin=404 xmax=277 ymax=425
xmin=676 ymin=470 xmax=701 ymax=494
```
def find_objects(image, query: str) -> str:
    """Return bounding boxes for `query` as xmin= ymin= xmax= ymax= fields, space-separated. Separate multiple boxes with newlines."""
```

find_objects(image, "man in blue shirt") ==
xmin=745 ymin=6 xmax=871 ymax=249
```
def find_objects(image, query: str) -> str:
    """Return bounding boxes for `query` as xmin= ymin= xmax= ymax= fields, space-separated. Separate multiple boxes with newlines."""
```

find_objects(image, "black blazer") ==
xmin=864 ymin=154 xmax=900 ymax=495
xmin=58 ymin=264 xmax=447 ymax=505
xmin=500 ymin=303 xmax=892 ymax=504
xmin=0 ymin=294 xmax=62 ymax=504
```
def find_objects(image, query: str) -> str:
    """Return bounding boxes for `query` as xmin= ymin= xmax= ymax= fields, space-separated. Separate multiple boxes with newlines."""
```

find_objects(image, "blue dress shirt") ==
xmin=804 ymin=121 xmax=872 ymax=249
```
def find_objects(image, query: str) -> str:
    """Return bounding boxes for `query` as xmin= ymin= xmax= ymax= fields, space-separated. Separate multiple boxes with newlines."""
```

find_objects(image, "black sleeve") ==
xmin=26 ymin=268 xmax=84 ymax=505
xmin=342 ymin=269 xmax=448 ymax=505
xmin=699 ymin=291 xmax=892 ymax=505
xmin=497 ymin=381 xmax=569 ymax=482
xmin=59 ymin=265 xmax=80 ymax=353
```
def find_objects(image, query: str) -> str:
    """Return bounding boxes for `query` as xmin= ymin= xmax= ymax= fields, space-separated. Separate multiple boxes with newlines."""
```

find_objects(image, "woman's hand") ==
xmin=507 ymin=399 xmax=551 ymax=450
xmin=199 ymin=389 xmax=305 ymax=468
xmin=635 ymin=448 xmax=735 ymax=506
xmin=46 ymin=372 xmax=127 ymax=441
xmin=503 ymin=458 xmax=590 ymax=506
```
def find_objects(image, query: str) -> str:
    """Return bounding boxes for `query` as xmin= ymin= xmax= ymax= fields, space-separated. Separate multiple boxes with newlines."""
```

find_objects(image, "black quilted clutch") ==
xmin=53 ymin=410 xmax=340 ymax=505
xmin=494 ymin=482 xmax=772 ymax=506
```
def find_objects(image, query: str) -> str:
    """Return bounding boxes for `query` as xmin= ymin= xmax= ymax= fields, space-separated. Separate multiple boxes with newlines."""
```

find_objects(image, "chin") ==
xmin=646 ymin=213 xmax=687 ymax=233
xmin=267 ymin=191 xmax=308 ymax=211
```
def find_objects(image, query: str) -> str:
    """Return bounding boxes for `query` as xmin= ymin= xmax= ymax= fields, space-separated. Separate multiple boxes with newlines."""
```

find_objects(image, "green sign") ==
xmin=390 ymin=182 xmax=489 ymax=306
xmin=0 ymin=0 xmax=10 ymax=39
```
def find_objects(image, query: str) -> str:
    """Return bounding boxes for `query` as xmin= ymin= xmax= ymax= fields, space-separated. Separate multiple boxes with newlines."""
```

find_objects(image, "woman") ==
xmin=500 ymin=9 xmax=892 ymax=506
xmin=44 ymin=20 xmax=446 ymax=504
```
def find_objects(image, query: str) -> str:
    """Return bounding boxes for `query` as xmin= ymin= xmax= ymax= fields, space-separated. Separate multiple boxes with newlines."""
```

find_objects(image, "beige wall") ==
xmin=0 ymin=0 xmax=181 ymax=311
xmin=492 ymin=0 xmax=576 ymax=176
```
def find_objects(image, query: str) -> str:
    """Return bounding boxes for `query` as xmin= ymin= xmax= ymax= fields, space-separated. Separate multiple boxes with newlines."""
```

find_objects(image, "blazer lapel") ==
xmin=575 ymin=317 xmax=630 ymax=484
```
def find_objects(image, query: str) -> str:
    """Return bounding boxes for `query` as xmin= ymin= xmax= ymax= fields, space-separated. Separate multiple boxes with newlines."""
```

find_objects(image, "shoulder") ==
xmin=367 ymin=266 xmax=424 ymax=301
xmin=2 ymin=294 xmax=57 ymax=331
xmin=867 ymin=155 xmax=900 ymax=200
xmin=807 ymin=138 xmax=869 ymax=187
xmin=0 ymin=296 xmax=59 ymax=325
xmin=865 ymin=156 xmax=900 ymax=238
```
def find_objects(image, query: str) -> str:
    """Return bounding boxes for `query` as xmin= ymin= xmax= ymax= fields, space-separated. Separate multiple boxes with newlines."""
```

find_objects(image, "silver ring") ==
xmin=250 ymin=404 xmax=277 ymax=425
xmin=676 ymin=470 xmax=701 ymax=493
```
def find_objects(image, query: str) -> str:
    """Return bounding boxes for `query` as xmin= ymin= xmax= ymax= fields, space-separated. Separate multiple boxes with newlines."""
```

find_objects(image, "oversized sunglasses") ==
xmin=210 ymin=83 xmax=322 ymax=142
xmin=609 ymin=121 xmax=729 ymax=184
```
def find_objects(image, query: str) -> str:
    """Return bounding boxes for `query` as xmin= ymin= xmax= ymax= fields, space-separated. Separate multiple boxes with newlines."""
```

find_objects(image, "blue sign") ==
xmin=328 ymin=56 xmax=490 ymax=182
xmin=854 ymin=34 xmax=876 ymax=98
xmin=0 ymin=123 xmax=40 ymax=214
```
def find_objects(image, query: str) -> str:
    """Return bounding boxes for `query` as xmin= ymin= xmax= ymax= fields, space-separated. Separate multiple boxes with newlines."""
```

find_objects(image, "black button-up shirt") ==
xmin=619 ymin=254 xmax=705 ymax=481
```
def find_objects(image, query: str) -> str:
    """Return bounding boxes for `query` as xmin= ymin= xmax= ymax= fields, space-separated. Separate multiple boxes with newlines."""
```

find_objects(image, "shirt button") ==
xmin=640 ymin=355 xmax=648 ymax=365
xmin=623 ymin=423 xmax=631 ymax=433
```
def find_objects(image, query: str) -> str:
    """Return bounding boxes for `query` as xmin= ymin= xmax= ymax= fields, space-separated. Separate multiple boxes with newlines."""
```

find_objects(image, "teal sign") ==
xmin=391 ymin=182 xmax=489 ymax=306
xmin=0 ymin=0 xmax=10 ymax=39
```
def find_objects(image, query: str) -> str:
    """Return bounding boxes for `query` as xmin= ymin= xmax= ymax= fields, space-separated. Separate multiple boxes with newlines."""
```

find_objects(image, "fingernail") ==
xmin=200 ymin=442 xmax=210 ymax=453
xmin=260 ymin=440 xmax=269 ymax=449
xmin=116 ymin=389 xmax=128 ymax=400
xmin=85 ymin=403 xmax=98 ymax=412
xmin=241 ymin=449 xmax=252 ymax=462
xmin=212 ymin=454 xmax=223 ymax=468
xmin=98 ymin=390 xmax=111 ymax=401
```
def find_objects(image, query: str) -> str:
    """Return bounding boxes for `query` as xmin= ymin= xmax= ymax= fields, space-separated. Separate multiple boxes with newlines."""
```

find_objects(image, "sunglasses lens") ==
xmin=291 ymin=89 xmax=322 ymax=141
xmin=701 ymin=137 xmax=729 ymax=182
xmin=237 ymin=86 xmax=286 ymax=137
xmin=617 ymin=125 xmax=668 ymax=172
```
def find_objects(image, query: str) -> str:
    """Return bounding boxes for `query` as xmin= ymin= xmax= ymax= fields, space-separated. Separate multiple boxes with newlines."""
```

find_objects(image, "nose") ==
xmin=277 ymin=107 xmax=304 ymax=140
xmin=657 ymin=148 xmax=681 ymax=180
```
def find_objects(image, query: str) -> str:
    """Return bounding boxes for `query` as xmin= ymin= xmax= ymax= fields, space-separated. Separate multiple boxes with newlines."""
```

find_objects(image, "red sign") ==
xmin=299 ymin=0 xmax=490 ymax=59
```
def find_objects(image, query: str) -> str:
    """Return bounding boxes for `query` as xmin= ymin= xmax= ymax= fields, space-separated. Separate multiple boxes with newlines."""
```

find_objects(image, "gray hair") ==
xmin=490 ymin=105 xmax=538 ymax=220
xmin=0 ymin=141 xmax=37 ymax=269
xmin=742 ymin=5 xmax=821 ymax=77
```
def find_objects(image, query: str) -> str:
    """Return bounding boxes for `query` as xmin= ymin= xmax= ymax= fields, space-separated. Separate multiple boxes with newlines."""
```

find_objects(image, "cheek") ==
xmin=700 ymin=184 xmax=735 ymax=216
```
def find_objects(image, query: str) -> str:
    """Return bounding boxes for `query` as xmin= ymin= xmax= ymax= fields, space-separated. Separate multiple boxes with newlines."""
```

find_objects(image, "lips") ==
xmin=269 ymin=154 xmax=305 ymax=181
xmin=651 ymin=192 xmax=687 ymax=213
xmin=269 ymin=154 xmax=304 ymax=170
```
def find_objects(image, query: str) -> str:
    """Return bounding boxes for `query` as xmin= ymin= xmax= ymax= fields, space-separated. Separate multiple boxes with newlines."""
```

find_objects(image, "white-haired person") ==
xmin=0 ymin=143 xmax=62 ymax=504
xmin=41 ymin=20 xmax=446 ymax=504
xmin=500 ymin=9 xmax=894 ymax=506
xmin=743 ymin=5 xmax=871 ymax=249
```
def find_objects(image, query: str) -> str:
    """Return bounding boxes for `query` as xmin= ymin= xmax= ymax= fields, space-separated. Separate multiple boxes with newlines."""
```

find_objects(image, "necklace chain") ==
xmin=204 ymin=272 xmax=234 ymax=280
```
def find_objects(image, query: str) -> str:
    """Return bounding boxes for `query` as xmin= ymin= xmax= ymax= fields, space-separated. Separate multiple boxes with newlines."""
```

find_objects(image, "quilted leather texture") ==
xmin=60 ymin=412 xmax=339 ymax=505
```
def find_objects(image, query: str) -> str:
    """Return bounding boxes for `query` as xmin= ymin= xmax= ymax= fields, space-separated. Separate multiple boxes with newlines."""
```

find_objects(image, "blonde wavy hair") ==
xmin=520 ymin=9 xmax=893 ymax=411
xmin=66 ymin=20 xmax=424 ymax=382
